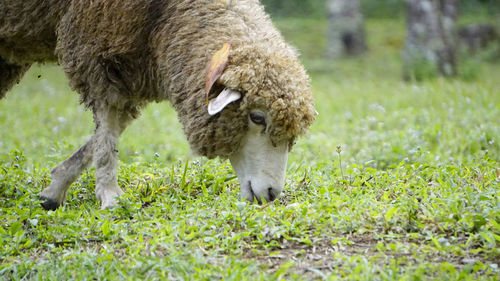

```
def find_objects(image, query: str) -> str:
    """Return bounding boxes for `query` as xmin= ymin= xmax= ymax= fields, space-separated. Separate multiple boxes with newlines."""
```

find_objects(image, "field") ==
xmin=1 ymin=18 xmax=499 ymax=280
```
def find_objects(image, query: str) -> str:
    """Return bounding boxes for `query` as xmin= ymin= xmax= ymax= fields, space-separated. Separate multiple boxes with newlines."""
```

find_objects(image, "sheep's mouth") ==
xmin=247 ymin=181 xmax=261 ymax=204
xmin=268 ymin=187 xmax=276 ymax=201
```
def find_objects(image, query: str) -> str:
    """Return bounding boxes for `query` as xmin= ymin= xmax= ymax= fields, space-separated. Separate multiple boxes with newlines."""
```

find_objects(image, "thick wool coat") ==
xmin=0 ymin=0 xmax=315 ymax=158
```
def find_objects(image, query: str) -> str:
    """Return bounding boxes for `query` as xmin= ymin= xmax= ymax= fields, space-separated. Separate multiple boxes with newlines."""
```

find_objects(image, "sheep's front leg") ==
xmin=93 ymin=106 xmax=131 ymax=209
xmin=40 ymin=140 xmax=94 ymax=210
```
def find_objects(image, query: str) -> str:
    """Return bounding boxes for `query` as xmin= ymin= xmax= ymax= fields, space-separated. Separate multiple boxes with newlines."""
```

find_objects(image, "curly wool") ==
xmin=154 ymin=0 xmax=316 ymax=157
xmin=0 ymin=0 xmax=315 ymax=159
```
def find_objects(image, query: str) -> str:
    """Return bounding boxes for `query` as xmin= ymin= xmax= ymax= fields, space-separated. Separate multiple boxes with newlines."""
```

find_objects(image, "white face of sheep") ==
xmin=208 ymin=88 xmax=288 ymax=203
xmin=229 ymin=110 xmax=288 ymax=203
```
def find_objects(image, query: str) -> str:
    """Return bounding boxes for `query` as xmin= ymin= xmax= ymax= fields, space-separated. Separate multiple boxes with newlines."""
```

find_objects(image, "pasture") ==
xmin=1 ymin=18 xmax=499 ymax=280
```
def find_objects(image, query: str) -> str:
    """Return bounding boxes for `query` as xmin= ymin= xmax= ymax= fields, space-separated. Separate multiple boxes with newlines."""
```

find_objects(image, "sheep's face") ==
xmin=207 ymin=88 xmax=290 ymax=203
xmin=205 ymin=45 xmax=316 ymax=203
xmin=229 ymin=109 xmax=288 ymax=203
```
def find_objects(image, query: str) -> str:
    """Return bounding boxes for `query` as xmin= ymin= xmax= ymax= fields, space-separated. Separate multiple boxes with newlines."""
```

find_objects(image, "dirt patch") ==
xmin=243 ymin=233 xmax=498 ymax=279
xmin=243 ymin=234 xmax=377 ymax=278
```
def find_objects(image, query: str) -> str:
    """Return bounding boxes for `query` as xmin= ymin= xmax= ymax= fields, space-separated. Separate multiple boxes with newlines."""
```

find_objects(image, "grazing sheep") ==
xmin=458 ymin=23 xmax=498 ymax=53
xmin=0 ymin=0 xmax=316 ymax=209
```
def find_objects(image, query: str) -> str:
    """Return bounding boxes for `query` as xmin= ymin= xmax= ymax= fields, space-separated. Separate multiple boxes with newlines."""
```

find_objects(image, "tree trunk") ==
xmin=326 ymin=0 xmax=367 ymax=58
xmin=403 ymin=0 xmax=458 ymax=79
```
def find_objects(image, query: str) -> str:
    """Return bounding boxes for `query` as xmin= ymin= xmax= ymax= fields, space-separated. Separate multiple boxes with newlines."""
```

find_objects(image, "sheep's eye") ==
xmin=249 ymin=111 xmax=266 ymax=126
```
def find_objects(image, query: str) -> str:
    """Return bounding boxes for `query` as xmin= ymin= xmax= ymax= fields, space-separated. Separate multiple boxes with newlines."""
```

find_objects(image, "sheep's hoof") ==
xmin=96 ymin=185 xmax=124 ymax=210
xmin=40 ymin=196 xmax=61 ymax=211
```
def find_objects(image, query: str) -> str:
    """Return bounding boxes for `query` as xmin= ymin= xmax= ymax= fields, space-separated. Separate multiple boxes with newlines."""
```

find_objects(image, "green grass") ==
xmin=1 ymin=18 xmax=499 ymax=280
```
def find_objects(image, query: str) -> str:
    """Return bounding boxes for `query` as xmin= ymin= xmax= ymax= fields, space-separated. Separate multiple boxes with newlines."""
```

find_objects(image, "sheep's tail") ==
xmin=0 ymin=57 xmax=30 ymax=99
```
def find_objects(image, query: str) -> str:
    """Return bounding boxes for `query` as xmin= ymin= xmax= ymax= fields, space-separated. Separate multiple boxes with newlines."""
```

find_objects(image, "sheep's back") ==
xmin=0 ymin=0 xmax=69 ymax=63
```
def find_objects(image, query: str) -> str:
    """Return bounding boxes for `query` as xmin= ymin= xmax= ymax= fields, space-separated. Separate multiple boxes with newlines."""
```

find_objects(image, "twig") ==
xmin=336 ymin=145 xmax=344 ymax=180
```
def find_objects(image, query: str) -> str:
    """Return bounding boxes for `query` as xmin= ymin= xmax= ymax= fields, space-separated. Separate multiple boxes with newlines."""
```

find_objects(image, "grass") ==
xmin=1 ymin=18 xmax=499 ymax=280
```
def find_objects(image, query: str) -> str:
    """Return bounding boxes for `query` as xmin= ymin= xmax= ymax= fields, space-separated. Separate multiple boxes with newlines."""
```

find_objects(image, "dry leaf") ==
xmin=205 ymin=42 xmax=231 ymax=104
xmin=260 ymin=202 xmax=272 ymax=210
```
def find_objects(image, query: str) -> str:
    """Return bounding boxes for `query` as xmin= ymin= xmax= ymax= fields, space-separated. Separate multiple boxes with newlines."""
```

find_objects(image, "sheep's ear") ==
xmin=208 ymin=88 xmax=241 ymax=115
xmin=205 ymin=42 xmax=231 ymax=104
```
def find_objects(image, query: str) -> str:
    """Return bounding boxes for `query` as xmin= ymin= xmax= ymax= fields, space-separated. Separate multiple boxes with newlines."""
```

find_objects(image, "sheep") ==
xmin=0 ymin=0 xmax=316 ymax=209
xmin=458 ymin=24 xmax=498 ymax=53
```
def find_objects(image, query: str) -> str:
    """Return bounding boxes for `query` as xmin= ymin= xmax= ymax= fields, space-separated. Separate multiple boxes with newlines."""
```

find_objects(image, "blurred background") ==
xmin=259 ymin=0 xmax=500 ymax=80
xmin=262 ymin=0 xmax=500 ymax=18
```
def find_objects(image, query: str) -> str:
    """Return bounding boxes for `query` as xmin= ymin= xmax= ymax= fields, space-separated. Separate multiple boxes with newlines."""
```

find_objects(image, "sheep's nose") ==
xmin=263 ymin=186 xmax=283 ymax=203
xmin=267 ymin=187 xmax=278 ymax=201
xmin=246 ymin=182 xmax=282 ymax=203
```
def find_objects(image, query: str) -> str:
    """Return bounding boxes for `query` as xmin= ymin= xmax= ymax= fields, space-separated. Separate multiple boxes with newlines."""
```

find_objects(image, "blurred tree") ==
xmin=325 ymin=0 xmax=367 ymax=58
xmin=402 ymin=0 xmax=459 ymax=80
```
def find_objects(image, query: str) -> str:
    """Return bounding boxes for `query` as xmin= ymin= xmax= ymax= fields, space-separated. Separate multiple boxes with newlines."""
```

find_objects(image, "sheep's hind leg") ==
xmin=92 ymin=105 xmax=132 ymax=209
xmin=0 ymin=56 xmax=30 ymax=99
xmin=40 ymin=140 xmax=94 ymax=210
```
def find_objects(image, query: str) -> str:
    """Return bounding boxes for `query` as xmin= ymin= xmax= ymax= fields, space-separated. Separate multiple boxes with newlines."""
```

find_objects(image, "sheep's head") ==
xmin=203 ymin=43 xmax=316 ymax=203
